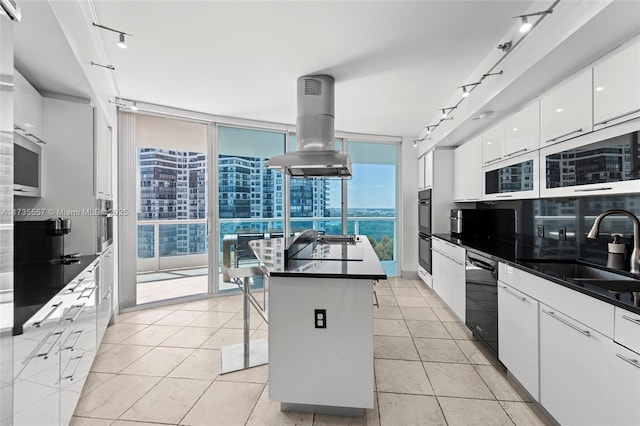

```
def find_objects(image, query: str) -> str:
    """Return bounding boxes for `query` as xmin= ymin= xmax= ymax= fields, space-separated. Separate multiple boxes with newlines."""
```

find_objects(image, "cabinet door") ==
xmin=539 ymin=303 xmax=608 ymax=426
xmin=498 ymin=283 xmax=539 ymax=401
xmin=483 ymin=150 xmax=538 ymax=201
xmin=504 ymin=101 xmax=539 ymax=156
xmin=96 ymin=113 xmax=113 ymax=199
xmin=418 ymin=155 xmax=425 ymax=189
xmin=424 ymin=151 xmax=433 ymax=188
xmin=594 ymin=38 xmax=640 ymax=128
xmin=13 ymin=70 xmax=44 ymax=141
xmin=482 ymin=120 xmax=505 ymax=166
xmin=448 ymin=253 xmax=465 ymax=322
xmin=98 ymin=249 xmax=114 ymax=343
xmin=607 ymin=341 xmax=640 ymax=426
xmin=540 ymin=68 xmax=592 ymax=145
xmin=453 ymin=136 xmax=482 ymax=202
xmin=431 ymin=248 xmax=446 ymax=302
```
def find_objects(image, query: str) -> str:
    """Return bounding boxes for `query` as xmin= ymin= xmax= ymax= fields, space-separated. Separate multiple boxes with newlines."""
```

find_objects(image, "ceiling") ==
xmin=15 ymin=0 xmax=538 ymax=138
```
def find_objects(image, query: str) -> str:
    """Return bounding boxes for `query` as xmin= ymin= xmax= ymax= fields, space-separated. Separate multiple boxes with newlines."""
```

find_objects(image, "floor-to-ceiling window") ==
xmin=134 ymin=114 xmax=209 ymax=304
xmin=347 ymin=141 xmax=398 ymax=276
xmin=217 ymin=126 xmax=286 ymax=292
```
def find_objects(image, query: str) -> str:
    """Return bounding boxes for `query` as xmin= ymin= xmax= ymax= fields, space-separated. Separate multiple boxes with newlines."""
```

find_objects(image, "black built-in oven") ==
xmin=418 ymin=189 xmax=431 ymax=235
xmin=465 ymin=249 xmax=499 ymax=357
xmin=418 ymin=190 xmax=432 ymax=273
xmin=418 ymin=232 xmax=431 ymax=274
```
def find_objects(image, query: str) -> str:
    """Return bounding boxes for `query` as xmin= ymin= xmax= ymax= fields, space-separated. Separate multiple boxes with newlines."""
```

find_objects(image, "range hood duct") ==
xmin=266 ymin=75 xmax=352 ymax=177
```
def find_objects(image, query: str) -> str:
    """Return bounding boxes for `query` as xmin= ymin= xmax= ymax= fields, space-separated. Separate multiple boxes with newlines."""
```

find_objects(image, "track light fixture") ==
xmin=441 ymin=107 xmax=456 ymax=118
xmin=91 ymin=61 xmax=115 ymax=70
xmin=514 ymin=9 xmax=553 ymax=33
xmin=130 ymin=101 xmax=138 ymax=111
xmin=497 ymin=41 xmax=512 ymax=52
xmin=459 ymin=83 xmax=481 ymax=98
xmin=92 ymin=23 xmax=132 ymax=49
xmin=413 ymin=140 xmax=419 ymax=147
xmin=482 ymin=70 xmax=503 ymax=79
xmin=425 ymin=125 xmax=437 ymax=134
xmin=108 ymin=100 xmax=126 ymax=108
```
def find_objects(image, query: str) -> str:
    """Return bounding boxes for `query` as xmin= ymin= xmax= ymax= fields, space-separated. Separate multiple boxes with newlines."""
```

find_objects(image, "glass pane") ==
xmin=218 ymin=126 xmax=286 ymax=292
xmin=159 ymin=223 xmax=208 ymax=257
xmin=289 ymin=135 xmax=343 ymax=234
xmin=485 ymin=159 xmax=534 ymax=194
xmin=137 ymin=225 xmax=155 ymax=258
xmin=546 ymin=130 xmax=640 ymax=188
xmin=347 ymin=142 xmax=398 ymax=276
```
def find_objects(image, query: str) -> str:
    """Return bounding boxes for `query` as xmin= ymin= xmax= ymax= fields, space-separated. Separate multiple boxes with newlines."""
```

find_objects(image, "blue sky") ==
xmin=328 ymin=163 xmax=396 ymax=209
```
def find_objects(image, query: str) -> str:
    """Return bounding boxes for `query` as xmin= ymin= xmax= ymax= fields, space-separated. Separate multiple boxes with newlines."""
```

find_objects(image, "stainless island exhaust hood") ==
xmin=266 ymin=75 xmax=352 ymax=177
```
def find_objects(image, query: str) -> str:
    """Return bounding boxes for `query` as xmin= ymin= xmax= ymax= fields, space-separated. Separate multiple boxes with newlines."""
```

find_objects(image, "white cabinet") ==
xmin=13 ymin=70 xmax=45 ymax=143
xmin=431 ymin=238 xmax=465 ymax=321
xmin=504 ymin=101 xmax=539 ymax=155
xmin=424 ymin=150 xmax=434 ymax=189
xmin=453 ymin=136 xmax=482 ymax=202
xmin=418 ymin=154 xmax=425 ymax=189
xmin=614 ymin=307 xmax=640 ymax=356
xmin=607 ymin=341 xmax=640 ymax=426
xmin=97 ymin=247 xmax=114 ymax=344
xmin=483 ymin=150 xmax=539 ymax=201
xmin=95 ymin=111 xmax=113 ymax=199
xmin=594 ymin=38 xmax=640 ymax=129
xmin=540 ymin=68 xmax=592 ymax=145
xmin=481 ymin=120 xmax=505 ymax=166
xmin=539 ymin=303 xmax=609 ymax=426
xmin=497 ymin=282 xmax=539 ymax=401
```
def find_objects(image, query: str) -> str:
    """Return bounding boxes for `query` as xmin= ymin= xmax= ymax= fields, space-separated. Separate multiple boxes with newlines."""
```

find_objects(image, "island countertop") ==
xmin=249 ymin=235 xmax=387 ymax=280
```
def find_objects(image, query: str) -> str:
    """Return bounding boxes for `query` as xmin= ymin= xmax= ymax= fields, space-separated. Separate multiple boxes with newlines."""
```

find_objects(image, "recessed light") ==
xmin=512 ymin=127 xmax=518 ymax=132
xmin=555 ymin=108 xmax=563 ymax=113
xmin=595 ymin=86 xmax=604 ymax=92
xmin=487 ymin=142 xmax=492 ymax=145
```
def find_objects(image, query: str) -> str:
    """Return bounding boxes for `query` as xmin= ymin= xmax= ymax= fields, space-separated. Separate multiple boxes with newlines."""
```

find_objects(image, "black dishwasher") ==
xmin=465 ymin=250 xmax=499 ymax=357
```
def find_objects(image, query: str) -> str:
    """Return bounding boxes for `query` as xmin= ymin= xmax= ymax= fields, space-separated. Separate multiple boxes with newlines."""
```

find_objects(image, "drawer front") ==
xmin=498 ymin=262 xmax=515 ymax=286
xmin=438 ymin=239 xmax=465 ymax=260
xmin=615 ymin=308 xmax=640 ymax=354
xmin=510 ymin=266 xmax=614 ymax=338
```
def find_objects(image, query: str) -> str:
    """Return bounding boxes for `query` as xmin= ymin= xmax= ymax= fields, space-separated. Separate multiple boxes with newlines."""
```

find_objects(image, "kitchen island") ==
xmin=250 ymin=233 xmax=386 ymax=416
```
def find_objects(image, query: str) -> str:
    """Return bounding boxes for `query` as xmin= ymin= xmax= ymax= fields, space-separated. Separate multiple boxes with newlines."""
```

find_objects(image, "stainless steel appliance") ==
xmin=465 ymin=250 xmax=498 ymax=357
xmin=97 ymin=199 xmax=113 ymax=252
xmin=418 ymin=232 xmax=431 ymax=273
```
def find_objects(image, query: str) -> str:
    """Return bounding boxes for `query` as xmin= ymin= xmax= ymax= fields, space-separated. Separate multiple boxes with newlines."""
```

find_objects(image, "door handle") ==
xmin=500 ymin=285 xmax=526 ymax=301
xmin=542 ymin=309 xmax=590 ymax=337
xmin=616 ymin=353 xmax=640 ymax=369
xmin=621 ymin=315 xmax=640 ymax=326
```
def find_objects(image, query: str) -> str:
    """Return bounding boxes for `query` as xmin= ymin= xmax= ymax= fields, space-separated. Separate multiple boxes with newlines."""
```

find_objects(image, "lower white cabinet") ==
xmin=497 ymin=283 xmax=539 ymax=401
xmin=431 ymin=239 xmax=465 ymax=321
xmin=539 ymin=303 xmax=609 ymax=426
xmin=607 ymin=341 xmax=640 ymax=426
xmin=97 ymin=247 xmax=114 ymax=344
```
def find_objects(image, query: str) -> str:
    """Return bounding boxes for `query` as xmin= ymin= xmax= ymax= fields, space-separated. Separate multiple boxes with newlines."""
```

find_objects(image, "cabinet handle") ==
xmin=500 ymin=285 xmax=526 ymax=301
xmin=373 ymin=290 xmax=379 ymax=308
xmin=63 ymin=304 xmax=86 ymax=322
xmin=483 ymin=156 xmax=503 ymax=165
xmin=542 ymin=309 xmax=590 ymax=337
xmin=504 ymin=148 xmax=528 ymax=157
xmin=13 ymin=124 xmax=25 ymax=132
xmin=78 ymin=286 xmax=96 ymax=300
xmin=25 ymin=133 xmax=46 ymax=145
xmin=67 ymin=278 xmax=85 ymax=292
xmin=616 ymin=353 xmax=640 ymax=369
xmin=545 ymin=128 xmax=584 ymax=144
xmin=574 ymin=187 xmax=612 ymax=192
xmin=622 ymin=315 xmax=640 ymax=326
xmin=103 ymin=289 xmax=112 ymax=301
xmin=60 ymin=329 xmax=84 ymax=352
xmin=594 ymin=108 xmax=640 ymax=126
xmin=23 ymin=330 xmax=64 ymax=364
xmin=33 ymin=302 xmax=63 ymax=328
xmin=495 ymin=194 xmax=514 ymax=198
xmin=60 ymin=354 xmax=84 ymax=382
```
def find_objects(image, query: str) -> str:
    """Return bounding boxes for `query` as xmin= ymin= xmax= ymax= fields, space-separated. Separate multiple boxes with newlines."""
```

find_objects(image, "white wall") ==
xmin=400 ymin=136 xmax=418 ymax=278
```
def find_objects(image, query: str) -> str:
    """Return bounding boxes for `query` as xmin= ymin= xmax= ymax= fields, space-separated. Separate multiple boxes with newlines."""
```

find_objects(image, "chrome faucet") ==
xmin=587 ymin=209 xmax=640 ymax=275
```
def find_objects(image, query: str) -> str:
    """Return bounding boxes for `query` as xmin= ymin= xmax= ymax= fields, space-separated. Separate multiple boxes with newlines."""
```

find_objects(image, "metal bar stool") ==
xmin=219 ymin=264 xmax=268 ymax=374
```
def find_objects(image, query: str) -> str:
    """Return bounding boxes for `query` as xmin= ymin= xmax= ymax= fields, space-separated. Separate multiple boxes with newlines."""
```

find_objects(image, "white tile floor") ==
xmin=72 ymin=278 xmax=552 ymax=426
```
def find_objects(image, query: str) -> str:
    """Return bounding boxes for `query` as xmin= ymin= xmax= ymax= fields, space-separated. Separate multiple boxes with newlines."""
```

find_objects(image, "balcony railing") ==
xmin=137 ymin=216 xmax=397 ymax=275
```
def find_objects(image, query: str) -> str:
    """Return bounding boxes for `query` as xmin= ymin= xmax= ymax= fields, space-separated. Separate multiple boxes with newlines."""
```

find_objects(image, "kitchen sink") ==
xmin=517 ymin=260 xmax=637 ymax=281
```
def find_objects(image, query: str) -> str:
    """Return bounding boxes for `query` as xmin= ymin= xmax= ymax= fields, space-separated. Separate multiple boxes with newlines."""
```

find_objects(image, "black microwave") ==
xmin=14 ymin=133 xmax=41 ymax=197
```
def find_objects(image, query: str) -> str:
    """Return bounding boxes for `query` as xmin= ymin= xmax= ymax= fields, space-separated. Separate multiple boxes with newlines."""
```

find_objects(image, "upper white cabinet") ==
xmin=504 ymin=101 xmax=539 ymax=156
xmin=95 ymin=111 xmax=113 ymax=199
xmin=481 ymin=120 xmax=506 ymax=166
xmin=14 ymin=70 xmax=45 ymax=143
xmin=424 ymin=150 xmax=434 ymax=189
xmin=483 ymin=150 xmax=539 ymax=201
xmin=540 ymin=68 xmax=592 ymax=146
xmin=453 ymin=136 xmax=482 ymax=202
xmin=594 ymin=38 xmax=640 ymax=129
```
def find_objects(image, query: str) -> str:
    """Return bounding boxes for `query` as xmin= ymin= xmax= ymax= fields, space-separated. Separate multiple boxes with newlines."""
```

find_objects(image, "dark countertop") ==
xmin=433 ymin=234 xmax=640 ymax=315
xmin=14 ymin=254 xmax=98 ymax=335
xmin=250 ymin=235 xmax=387 ymax=280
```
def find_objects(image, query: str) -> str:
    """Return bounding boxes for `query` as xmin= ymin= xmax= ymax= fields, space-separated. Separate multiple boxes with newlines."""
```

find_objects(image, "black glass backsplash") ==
xmin=477 ymin=194 xmax=640 ymax=268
